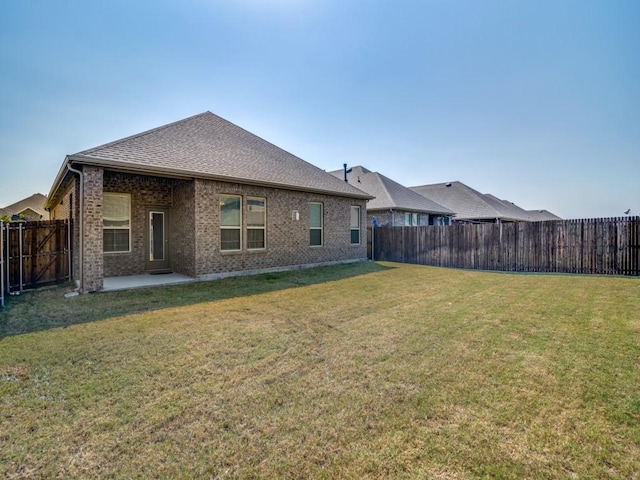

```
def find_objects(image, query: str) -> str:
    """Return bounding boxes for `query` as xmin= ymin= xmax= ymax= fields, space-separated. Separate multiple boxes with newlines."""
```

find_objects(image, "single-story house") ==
xmin=1 ymin=193 xmax=48 ymax=221
xmin=410 ymin=181 xmax=559 ymax=224
xmin=329 ymin=166 xmax=454 ymax=226
xmin=45 ymin=111 xmax=373 ymax=293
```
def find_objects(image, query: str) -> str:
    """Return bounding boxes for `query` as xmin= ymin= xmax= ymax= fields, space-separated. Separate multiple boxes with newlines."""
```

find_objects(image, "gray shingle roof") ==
xmin=2 ymin=193 xmax=48 ymax=219
xmin=482 ymin=194 xmax=532 ymax=222
xmin=67 ymin=112 xmax=371 ymax=199
xmin=526 ymin=209 xmax=562 ymax=221
xmin=410 ymin=181 xmax=529 ymax=221
xmin=329 ymin=166 xmax=453 ymax=215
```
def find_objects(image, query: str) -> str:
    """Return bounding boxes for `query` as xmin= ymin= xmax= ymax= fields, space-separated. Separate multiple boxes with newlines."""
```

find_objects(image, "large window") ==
xmin=103 ymin=193 xmax=131 ymax=252
xmin=247 ymin=197 xmax=266 ymax=250
xmin=350 ymin=206 xmax=360 ymax=244
xmin=220 ymin=195 xmax=241 ymax=251
xmin=310 ymin=202 xmax=323 ymax=246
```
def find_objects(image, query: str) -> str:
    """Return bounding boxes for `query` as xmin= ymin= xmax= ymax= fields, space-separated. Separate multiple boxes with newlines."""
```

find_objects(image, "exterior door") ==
xmin=146 ymin=208 xmax=170 ymax=272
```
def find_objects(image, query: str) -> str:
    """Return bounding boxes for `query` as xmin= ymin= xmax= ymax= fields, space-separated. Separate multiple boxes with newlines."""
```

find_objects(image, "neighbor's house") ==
xmin=329 ymin=166 xmax=454 ymax=226
xmin=1 ymin=193 xmax=48 ymax=221
xmin=410 ymin=181 xmax=560 ymax=224
xmin=45 ymin=112 xmax=373 ymax=293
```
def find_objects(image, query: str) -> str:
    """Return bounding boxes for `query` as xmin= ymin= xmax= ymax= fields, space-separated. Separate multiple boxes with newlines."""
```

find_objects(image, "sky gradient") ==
xmin=1 ymin=0 xmax=638 ymax=219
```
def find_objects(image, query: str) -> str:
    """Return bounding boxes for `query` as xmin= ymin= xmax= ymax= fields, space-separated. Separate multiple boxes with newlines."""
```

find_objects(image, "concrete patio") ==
xmin=103 ymin=273 xmax=195 ymax=292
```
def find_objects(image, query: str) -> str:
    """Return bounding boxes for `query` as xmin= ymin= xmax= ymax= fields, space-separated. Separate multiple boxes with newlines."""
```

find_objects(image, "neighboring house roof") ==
xmin=329 ymin=166 xmax=453 ymax=215
xmin=483 ymin=194 xmax=533 ymax=222
xmin=2 ymin=193 xmax=48 ymax=219
xmin=484 ymin=194 xmax=562 ymax=221
xmin=410 ymin=181 xmax=529 ymax=222
xmin=527 ymin=209 xmax=562 ymax=221
xmin=47 ymin=112 xmax=372 ymax=208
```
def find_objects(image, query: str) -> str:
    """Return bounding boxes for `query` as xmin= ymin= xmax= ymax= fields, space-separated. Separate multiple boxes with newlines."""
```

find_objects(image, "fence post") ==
xmin=68 ymin=219 xmax=72 ymax=283
xmin=371 ymin=226 xmax=375 ymax=261
xmin=5 ymin=222 xmax=10 ymax=295
xmin=19 ymin=222 xmax=24 ymax=293
xmin=1 ymin=220 xmax=4 ymax=307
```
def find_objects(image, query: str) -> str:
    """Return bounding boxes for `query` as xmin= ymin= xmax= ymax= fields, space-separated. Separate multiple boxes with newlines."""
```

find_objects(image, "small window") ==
xmin=350 ymin=206 xmax=360 ymax=244
xmin=247 ymin=197 xmax=266 ymax=250
xmin=220 ymin=195 xmax=241 ymax=251
xmin=310 ymin=202 xmax=323 ymax=246
xmin=404 ymin=212 xmax=419 ymax=226
xmin=103 ymin=193 xmax=130 ymax=252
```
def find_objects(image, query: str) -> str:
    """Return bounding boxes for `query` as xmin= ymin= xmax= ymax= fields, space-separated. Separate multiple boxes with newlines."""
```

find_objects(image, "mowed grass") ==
xmin=1 ymin=262 xmax=639 ymax=479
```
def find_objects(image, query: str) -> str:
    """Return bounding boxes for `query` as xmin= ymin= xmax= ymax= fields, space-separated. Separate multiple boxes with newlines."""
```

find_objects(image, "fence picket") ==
xmin=1 ymin=220 xmax=71 ymax=297
xmin=372 ymin=217 xmax=640 ymax=276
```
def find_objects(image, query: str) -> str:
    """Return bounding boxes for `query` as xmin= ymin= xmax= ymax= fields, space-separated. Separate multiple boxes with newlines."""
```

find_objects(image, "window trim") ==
xmin=309 ymin=202 xmax=323 ymax=247
xmin=350 ymin=205 xmax=361 ymax=245
xmin=247 ymin=196 xmax=266 ymax=251
xmin=220 ymin=194 xmax=242 ymax=252
xmin=103 ymin=193 xmax=131 ymax=253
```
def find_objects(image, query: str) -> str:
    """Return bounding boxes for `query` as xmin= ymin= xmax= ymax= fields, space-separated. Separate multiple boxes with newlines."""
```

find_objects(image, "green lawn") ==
xmin=1 ymin=262 xmax=639 ymax=479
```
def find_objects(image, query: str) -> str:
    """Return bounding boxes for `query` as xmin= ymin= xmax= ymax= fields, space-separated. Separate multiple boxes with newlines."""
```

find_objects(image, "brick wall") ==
xmin=51 ymin=168 xmax=368 ymax=286
xmin=102 ymin=172 xmax=173 ymax=277
xmin=82 ymin=166 xmax=104 ymax=292
xmin=170 ymin=180 xmax=196 ymax=277
xmin=192 ymin=179 xmax=367 ymax=278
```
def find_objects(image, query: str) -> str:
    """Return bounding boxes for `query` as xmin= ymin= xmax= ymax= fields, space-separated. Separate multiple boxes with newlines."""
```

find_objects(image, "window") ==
xmin=103 ymin=193 xmax=131 ymax=252
xmin=220 ymin=195 xmax=241 ymax=251
xmin=404 ymin=212 xmax=419 ymax=226
xmin=247 ymin=197 xmax=266 ymax=250
xmin=350 ymin=206 xmax=360 ymax=244
xmin=310 ymin=202 xmax=323 ymax=246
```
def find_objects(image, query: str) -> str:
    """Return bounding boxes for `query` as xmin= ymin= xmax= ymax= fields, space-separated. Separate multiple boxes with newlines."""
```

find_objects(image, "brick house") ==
xmin=45 ymin=112 xmax=372 ymax=292
xmin=329 ymin=166 xmax=454 ymax=227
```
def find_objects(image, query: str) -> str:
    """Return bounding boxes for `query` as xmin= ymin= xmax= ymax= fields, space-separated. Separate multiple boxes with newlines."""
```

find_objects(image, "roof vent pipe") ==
xmin=343 ymin=163 xmax=352 ymax=182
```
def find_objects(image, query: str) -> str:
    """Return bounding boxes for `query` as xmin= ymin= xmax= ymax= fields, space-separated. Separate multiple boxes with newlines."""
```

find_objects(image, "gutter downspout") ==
xmin=67 ymin=162 xmax=84 ymax=293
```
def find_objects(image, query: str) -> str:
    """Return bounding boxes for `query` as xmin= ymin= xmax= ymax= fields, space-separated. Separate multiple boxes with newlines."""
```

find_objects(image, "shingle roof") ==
xmin=2 ymin=193 xmax=47 ymax=219
xmin=526 ymin=209 xmax=562 ymax=221
xmin=329 ymin=166 xmax=453 ymax=215
xmin=63 ymin=112 xmax=371 ymax=200
xmin=483 ymin=194 xmax=533 ymax=222
xmin=410 ymin=181 xmax=529 ymax=222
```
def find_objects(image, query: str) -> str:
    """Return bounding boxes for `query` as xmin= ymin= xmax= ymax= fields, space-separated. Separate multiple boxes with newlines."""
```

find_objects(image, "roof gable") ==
xmin=3 ymin=193 xmax=47 ymax=218
xmin=329 ymin=166 xmax=453 ymax=215
xmin=66 ymin=112 xmax=371 ymax=199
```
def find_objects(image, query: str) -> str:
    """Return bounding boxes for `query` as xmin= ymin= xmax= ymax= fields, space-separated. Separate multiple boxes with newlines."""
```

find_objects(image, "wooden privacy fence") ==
xmin=1 ymin=220 xmax=72 ymax=306
xmin=372 ymin=217 xmax=640 ymax=276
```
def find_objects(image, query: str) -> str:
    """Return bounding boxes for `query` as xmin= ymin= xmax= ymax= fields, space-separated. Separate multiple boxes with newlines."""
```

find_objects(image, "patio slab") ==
xmin=103 ymin=273 xmax=195 ymax=292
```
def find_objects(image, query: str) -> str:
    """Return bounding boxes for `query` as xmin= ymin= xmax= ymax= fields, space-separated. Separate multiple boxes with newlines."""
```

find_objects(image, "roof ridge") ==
xmin=78 ymin=111 xmax=212 ymax=155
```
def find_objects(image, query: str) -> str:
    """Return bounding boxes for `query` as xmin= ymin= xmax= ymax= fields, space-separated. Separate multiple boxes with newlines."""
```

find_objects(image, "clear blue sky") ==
xmin=1 ymin=0 xmax=638 ymax=219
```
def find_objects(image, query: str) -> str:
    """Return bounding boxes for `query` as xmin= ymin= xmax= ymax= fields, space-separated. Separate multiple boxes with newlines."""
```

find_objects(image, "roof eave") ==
xmin=45 ymin=156 xmax=75 ymax=210
xmin=66 ymin=154 xmax=374 ymax=200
